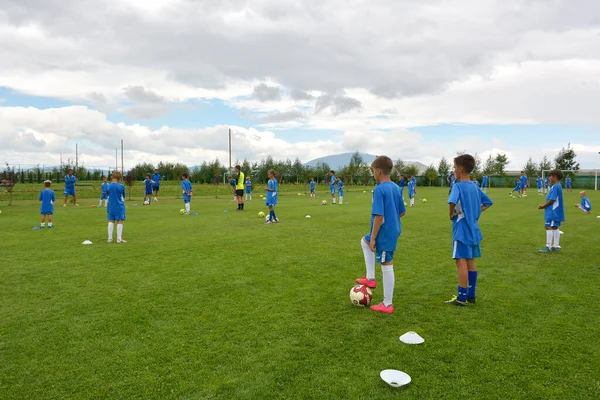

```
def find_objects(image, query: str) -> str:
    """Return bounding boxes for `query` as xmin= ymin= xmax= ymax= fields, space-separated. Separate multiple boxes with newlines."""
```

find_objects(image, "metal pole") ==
xmin=228 ymin=128 xmax=232 ymax=177
xmin=75 ymin=143 xmax=78 ymax=176
xmin=115 ymin=148 xmax=118 ymax=171
xmin=121 ymin=139 xmax=124 ymax=174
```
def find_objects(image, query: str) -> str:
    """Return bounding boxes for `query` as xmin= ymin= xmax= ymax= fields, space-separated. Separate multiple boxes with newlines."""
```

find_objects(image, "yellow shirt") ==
xmin=236 ymin=171 xmax=245 ymax=190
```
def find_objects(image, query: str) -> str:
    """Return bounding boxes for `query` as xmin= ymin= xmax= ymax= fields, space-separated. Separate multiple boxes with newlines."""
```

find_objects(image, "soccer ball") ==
xmin=422 ymin=198 xmax=428 ymax=203
xmin=179 ymin=209 xmax=185 ymax=215
xmin=265 ymin=215 xmax=270 ymax=222
xmin=258 ymin=211 xmax=265 ymax=218
xmin=321 ymin=200 xmax=327 ymax=205
xmin=404 ymin=202 xmax=407 ymax=207
xmin=350 ymin=284 xmax=373 ymax=307
xmin=143 ymin=200 xmax=149 ymax=205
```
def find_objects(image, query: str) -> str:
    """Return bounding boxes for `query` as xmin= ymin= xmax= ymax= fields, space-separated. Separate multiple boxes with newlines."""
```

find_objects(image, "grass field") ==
xmin=1 ymin=185 xmax=599 ymax=399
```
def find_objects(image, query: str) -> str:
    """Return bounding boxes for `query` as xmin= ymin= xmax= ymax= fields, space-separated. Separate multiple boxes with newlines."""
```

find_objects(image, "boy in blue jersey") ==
xmin=329 ymin=170 xmax=337 ymax=205
xmin=519 ymin=171 xmax=529 ymax=197
xmin=445 ymin=154 xmax=493 ymax=306
xmin=39 ymin=180 xmax=56 ymax=228
xmin=107 ymin=171 xmax=127 ymax=243
xmin=544 ymin=176 xmax=550 ymax=194
xmin=407 ymin=176 xmax=416 ymax=207
xmin=356 ymin=156 xmax=406 ymax=314
xmin=481 ymin=173 xmax=489 ymax=193
xmin=575 ymin=191 xmax=592 ymax=214
xmin=398 ymin=175 xmax=406 ymax=198
xmin=245 ymin=176 xmax=253 ymax=201
xmin=448 ymin=172 xmax=456 ymax=195
xmin=536 ymin=175 xmax=543 ymax=195
xmin=98 ymin=176 xmax=110 ymax=207
xmin=181 ymin=173 xmax=193 ymax=215
xmin=309 ymin=178 xmax=316 ymax=198
xmin=565 ymin=176 xmax=573 ymax=192
xmin=538 ymin=169 xmax=565 ymax=252
xmin=472 ymin=178 xmax=480 ymax=186
xmin=143 ymin=173 xmax=155 ymax=204
xmin=265 ymin=169 xmax=279 ymax=223
xmin=509 ymin=177 xmax=522 ymax=198
xmin=151 ymin=169 xmax=161 ymax=201
xmin=337 ymin=177 xmax=345 ymax=205
xmin=62 ymin=169 xmax=78 ymax=207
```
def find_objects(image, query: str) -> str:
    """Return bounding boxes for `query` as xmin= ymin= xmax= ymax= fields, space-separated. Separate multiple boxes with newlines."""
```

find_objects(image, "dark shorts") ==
xmin=236 ymin=189 xmax=244 ymax=197
xmin=153 ymin=186 xmax=160 ymax=192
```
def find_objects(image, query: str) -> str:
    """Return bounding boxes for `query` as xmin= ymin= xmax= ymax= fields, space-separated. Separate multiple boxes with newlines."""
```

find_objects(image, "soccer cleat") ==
xmin=63 ymin=204 xmax=67 ymax=207
xmin=274 ymin=218 xmax=280 ymax=223
xmin=265 ymin=220 xmax=272 ymax=224
xmin=48 ymin=225 xmax=53 ymax=229
xmin=370 ymin=303 xmax=394 ymax=313
xmin=40 ymin=225 xmax=45 ymax=228
xmin=75 ymin=203 xmax=79 ymax=206
xmin=466 ymin=297 xmax=476 ymax=304
xmin=107 ymin=239 xmax=112 ymax=243
xmin=445 ymin=295 xmax=468 ymax=306
xmin=117 ymin=239 xmax=127 ymax=243
xmin=355 ymin=276 xmax=377 ymax=289
xmin=539 ymin=247 xmax=551 ymax=253
xmin=551 ymin=247 xmax=561 ymax=252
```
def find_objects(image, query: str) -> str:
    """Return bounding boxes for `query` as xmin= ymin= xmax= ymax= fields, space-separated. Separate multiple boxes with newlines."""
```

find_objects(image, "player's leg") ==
xmin=63 ymin=194 xmax=68 ymax=206
xmin=552 ymin=226 xmax=560 ymax=250
xmin=117 ymin=220 xmax=126 ymax=242
xmin=48 ymin=214 xmax=53 ymax=227
xmin=466 ymin=258 xmax=477 ymax=303
xmin=331 ymin=188 xmax=336 ymax=204
xmin=98 ymin=196 xmax=103 ymax=207
xmin=266 ymin=205 xmax=273 ymax=223
xmin=370 ymin=251 xmax=394 ymax=313
xmin=108 ymin=218 xmax=115 ymax=242
xmin=73 ymin=194 xmax=78 ymax=206
xmin=41 ymin=214 xmax=46 ymax=228
xmin=356 ymin=236 xmax=376 ymax=288
xmin=339 ymin=191 xmax=343 ymax=205
xmin=540 ymin=225 xmax=553 ymax=252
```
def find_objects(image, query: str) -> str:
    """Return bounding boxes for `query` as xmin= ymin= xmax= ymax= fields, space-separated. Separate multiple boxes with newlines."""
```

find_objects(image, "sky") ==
xmin=1 ymin=0 xmax=600 ymax=170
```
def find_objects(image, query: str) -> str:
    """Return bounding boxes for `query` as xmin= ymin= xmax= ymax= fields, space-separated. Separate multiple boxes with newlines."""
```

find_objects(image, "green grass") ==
xmin=1 ymin=186 xmax=599 ymax=399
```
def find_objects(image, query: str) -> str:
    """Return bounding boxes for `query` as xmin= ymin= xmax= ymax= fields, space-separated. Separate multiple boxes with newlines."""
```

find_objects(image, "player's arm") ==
xmin=369 ymin=214 xmax=384 ymax=252
xmin=538 ymin=199 xmax=555 ymax=209
xmin=449 ymin=203 xmax=457 ymax=220
xmin=480 ymin=192 xmax=493 ymax=212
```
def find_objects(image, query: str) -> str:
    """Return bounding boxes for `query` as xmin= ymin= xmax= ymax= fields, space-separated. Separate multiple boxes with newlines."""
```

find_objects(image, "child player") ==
xmin=538 ymin=169 xmax=565 ymax=252
xmin=509 ymin=177 xmax=522 ymax=198
xmin=398 ymin=175 xmax=406 ymax=199
xmin=151 ymin=169 xmax=161 ymax=201
xmin=245 ymin=176 xmax=253 ymax=201
xmin=445 ymin=154 xmax=493 ymax=306
xmin=481 ymin=172 xmax=489 ymax=193
xmin=575 ymin=191 xmax=592 ymax=214
xmin=99 ymin=176 xmax=109 ymax=207
xmin=63 ymin=169 xmax=78 ymax=207
xmin=536 ymin=175 xmax=544 ymax=195
xmin=309 ymin=178 xmax=316 ymax=198
xmin=143 ymin=173 xmax=155 ymax=204
xmin=337 ymin=177 xmax=345 ymax=205
xmin=544 ymin=176 xmax=550 ymax=194
xmin=107 ymin=171 xmax=126 ymax=243
xmin=329 ymin=170 xmax=337 ymax=205
xmin=39 ymin=180 xmax=56 ymax=228
xmin=265 ymin=169 xmax=279 ymax=223
xmin=407 ymin=175 xmax=416 ymax=207
xmin=182 ymin=173 xmax=193 ymax=215
xmin=355 ymin=156 xmax=406 ymax=314
xmin=565 ymin=175 xmax=573 ymax=193
xmin=519 ymin=171 xmax=529 ymax=197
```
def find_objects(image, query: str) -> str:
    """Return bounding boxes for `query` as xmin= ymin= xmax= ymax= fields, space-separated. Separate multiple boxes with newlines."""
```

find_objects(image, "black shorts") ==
xmin=236 ymin=189 xmax=244 ymax=197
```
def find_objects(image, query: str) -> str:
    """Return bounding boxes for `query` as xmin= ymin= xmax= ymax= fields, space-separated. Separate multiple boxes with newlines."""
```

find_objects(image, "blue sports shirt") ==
xmin=448 ymin=181 xmax=493 ymax=246
xmin=544 ymin=177 xmax=549 ymax=186
xmin=544 ymin=183 xmax=565 ymax=222
xmin=399 ymin=178 xmax=405 ymax=188
xmin=536 ymin=178 xmax=543 ymax=189
xmin=182 ymin=180 xmax=192 ymax=196
xmin=64 ymin=175 xmax=76 ymax=189
xmin=407 ymin=180 xmax=415 ymax=197
xmin=309 ymin=181 xmax=316 ymax=190
xmin=566 ymin=177 xmax=572 ymax=187
xmin=101 ymin=182 xmax=110 ymax=194
xmin=39 ymin=189 xmax=56 ymax=212
xmin=151 ymin=173 xmax=161 ymax=185
xmin=143 ymin=179 xmax=154 ymax=191
xmin=107 ymin=182 xmax=126 ymax=215
xmin=338 ymin=180 xmax=344 ymax=190
xmin=245 ymin=180 xmax=252 ymax=189
xmin=266 ymin=178 xmax=278 ymax=206
xmin=482 ymin=176 xmax=489 ymax=187
xmin=370 ymin=181 xmax=405 ymax=251
xmin=520 ymin=175 xmax=528 ymax=187
xmin=329 ymin=175 xmax=336 ymax=189
xmin=580 ymin=196 xmax=592 ymax=212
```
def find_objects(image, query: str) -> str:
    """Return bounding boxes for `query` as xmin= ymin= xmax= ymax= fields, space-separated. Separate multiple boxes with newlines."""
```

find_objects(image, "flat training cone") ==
xmin=399 ymin=331 xmax=424 ymax=344
xmin=380 ymin=370 xmax=411 ymax=388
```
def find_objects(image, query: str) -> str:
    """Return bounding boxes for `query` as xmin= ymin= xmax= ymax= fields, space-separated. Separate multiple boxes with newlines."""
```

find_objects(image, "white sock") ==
xmin=410 ymin=198 xmax=414 ymax=207
xmin=553 ymin=230 xmax=560 ymax=247
xmin=250 ymin=195 xmax=252 ymax=200
xmin=361 ymin=239 xmax=375 ymax=280
xmin=117 ymin=224 xmax=123 ymax=240
xmin=48 ymin=222 xmax=52 ymax=227
xmin=382 ymin=264 xmax=395 ymax=306
xmin=185 ymin=203 xmax=190 ymax=213
xmin=333 ymin=198 xmax=336 ymax=204
xmin=98 ymin=199 xmax=102 ymax=206
xmin=41 ymin=222 xmax=45 ymax=227
xmin=108 ymin=222 xmax=114 ymax=240
xmin=340 ymin=196 xmax=343 ymax=204
xmin=546 ymin=230 xmax=553 ymax=248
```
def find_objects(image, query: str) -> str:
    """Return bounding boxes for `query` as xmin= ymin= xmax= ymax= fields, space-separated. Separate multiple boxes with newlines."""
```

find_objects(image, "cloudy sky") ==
xmin=1 ymin=0 xmax=600 ymax=170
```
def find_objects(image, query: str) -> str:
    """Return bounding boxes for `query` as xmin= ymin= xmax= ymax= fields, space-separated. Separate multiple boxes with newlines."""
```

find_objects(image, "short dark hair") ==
xmin=146 ymin=173 xmax=150 ymax=177
xmin=371 ymin=155 xmax=393 ymax=175
xmin=44 ymin=180 xmax=52 ymax=188
xmin=182 ymin=173 xmax=189 ymax=179
xmin=549 ymin=169 xmax=563 ymax=180
xmin=235 ymin=165 xmax=241 ymax=171
xmin=330 ymin=170 xmax=335 ymax=174
xmin=454 ymin=154 xmax=476 ymax=174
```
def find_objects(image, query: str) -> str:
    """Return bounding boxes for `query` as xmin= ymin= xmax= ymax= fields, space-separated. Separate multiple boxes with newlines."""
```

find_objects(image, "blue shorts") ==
xmin=566 ymin=184 xmax=571 ymax=188
xmin=452 ymin=240 xmax=481 ymax=259
xmin=310 ymin=189 xmax=315 ymax=193
xmin=330 ymin=187 xmax=336 ymax=195
xmin=100 ymin=193 xmax=108 ymax=199
xmin=153 ymin=185 xmax=160 ymax=192
xmin=183 ymin=195 xmax=191 ymax=203
xmin=266 ymin=202 xmax=277 ymax=208
xmin=145 ymin=188 xmax=153 ymax=195
xmin=246 ymin=188 xmax=252 ymax=194
xmin=107 ymin=213 xmax=126 ymax=221
xmin=338 ymin=190 xmax=344 ymax=196
xmin=545 ymin=220 xmax=561 ymax=228
xmin=64 ymin=188 xmax=76 ymax=196
xmin=363 ymin=234 xmax=394 ymax=263
xmin=40 ymin=208 xmax=54 ymax=215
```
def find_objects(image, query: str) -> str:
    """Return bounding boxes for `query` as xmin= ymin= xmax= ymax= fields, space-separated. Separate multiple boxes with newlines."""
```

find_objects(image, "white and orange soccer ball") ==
xmin=321 ymin=200 xmax=327 ymax=205
xmin=350 ymin=284 xmax=373 ymax=307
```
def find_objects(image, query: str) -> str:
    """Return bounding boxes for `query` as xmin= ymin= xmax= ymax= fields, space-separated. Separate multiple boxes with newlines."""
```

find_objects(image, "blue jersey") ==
xmin=266 ymin=178 xmax=278 ymax=206
xmin=101 ymin=182 xmax=110 ymax=199
xmin=407 ymin=181 xmax=415 ymax=197
xmin=245 ymin=180 xmax=252 ymax=193
xmin=544 ymin=177 xmax=549 ymax=187
xmin=520 ymin=175 xmax=528 ymax=188
xmin=513 ymin=181 xmax=522 ymax=191
xmin=580 ymin=196 xmax=592 ymax=212
xmin=151 ymin=173 xmax=161 ymax=186
xmin=337 ymin=180 xmax=344 ymax=194
xmin=309 ymin=181 xmax=316 ymax=191
xmin=482 ymin=176 xmax=489 ymax=187
xmin=473 ymin=180 xmax=480 ymax=186
xmin=448 ymin=181 xmax=493 ymax=246
xmin=143 ymin=179 xmax=154 ymax=194
xmin=39 ymin=189 xmax=56 ymax=214
xmin=544 ymin=183 xmax=565 ymax=222
xmin=398 ymin=178 xmax=405 ymax=188
xmin=565 ymin=177 xmax=572 ymax=187
xmin=449 ymin=176 xmax=456 ymax=188
xmin=182 ymin=180 xmax=192 ymax=196
xmin=370 ymin=181 xmax=405 ymax=252
xmin=64 ymin=175 xmax=76 ymax=189
xmin=230 ymin=179 xmax=237 ymax=188
xmin=107 ymin=182 xmax=126 ymax=216
xmin=536 ymin=178 xmax=543 ymax=189
xmin=329 ymin=175 xmax=336 ymax=189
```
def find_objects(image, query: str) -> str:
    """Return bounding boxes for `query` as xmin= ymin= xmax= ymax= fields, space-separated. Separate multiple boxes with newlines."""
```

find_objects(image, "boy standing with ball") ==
xmin=182 ymin=173 xmax=193 ymax=215
xmin=39 ymin=180 xmax=56 ymax=228
xmin=446 ymin=154 xmax=493 ymax=306
xmin=107 ymin=171 xmax=127 ymax=243
xmin=355 ymin=156 xmax=406 ymax=314
xmin=265 ymin=169 xmax=279 ymax=223
xmin=538 ymin=170 xmax=565 ymax=252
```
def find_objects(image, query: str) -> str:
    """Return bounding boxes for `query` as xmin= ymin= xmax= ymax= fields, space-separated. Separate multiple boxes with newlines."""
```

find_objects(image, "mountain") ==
xmin=304 ymin=153 xmax=429 ymax=175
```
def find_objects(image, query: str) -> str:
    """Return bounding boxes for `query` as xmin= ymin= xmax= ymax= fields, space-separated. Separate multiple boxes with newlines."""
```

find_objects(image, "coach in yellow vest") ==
xmin=235 ymin=165 xmax=245 ymax=211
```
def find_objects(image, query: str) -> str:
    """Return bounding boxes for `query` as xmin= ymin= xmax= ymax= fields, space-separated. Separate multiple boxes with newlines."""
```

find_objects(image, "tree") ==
xmin=291 ymin=157 xmax=303 ymax=183
xmin=494 ymin=153 xmax=509 ymax=175
xmin=483 ymin=154 xmax=495 ymax=175
xmin=392 ymin=158 xmax=405 ymax=181
xmin=124 ymin=169 xmax=136 ymax=200
xmin=523 ymin=157 xmax=538 ymax=180
xmin=424 ymin=164 xmax=438 ymax=186
xmin=538 ymin=155 xmax=552 ymax=176
xmin=1 ymin=163 xmax=19 ymax=205
xmin=472 ymin=153 xmax=483 ymax=177
xmin=347 ymin=151 xmax=364 ymax=184
xmin=554 ymin=143 xmax=580 ymax=171
xmin=133 ymin=162 xmax=156 ymax=180
xmin=403 ymin=165 xmax=419 ymax=180
xmin=314 ymin=161 xmax=330 ymax=184
xmin=172 ymin=163 xmax=190 ymax=180
xmin=359 ymin=162 xmax=372 ymax=185
xmin=437 ymin=157 xmax=451 ymax=185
